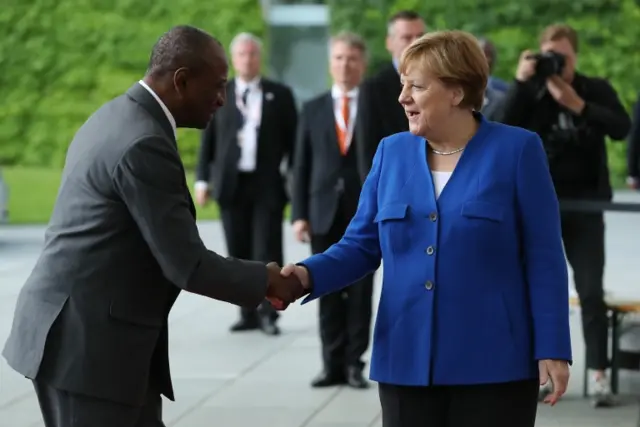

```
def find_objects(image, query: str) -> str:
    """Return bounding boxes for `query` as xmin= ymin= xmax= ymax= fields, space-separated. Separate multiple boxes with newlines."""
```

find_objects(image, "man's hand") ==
xmin=546 ymin=76 xmax=585 ymax=114
xmin=292 ymin=220 xmax=311 ymax=243
xmin=267 ymin=263 xmax=311 ymax=310
xmin=265 ymin=262 xmax=306 ymax=309
xmin=539 ymin=359 xmax=570 ymax=406
xmin=195 ymin=187 xmax=208 ymax=207
xmin=627 ymin=176 xmax=639 ymax=190
xmin=515 ymin=50 xmax=537 ymax=82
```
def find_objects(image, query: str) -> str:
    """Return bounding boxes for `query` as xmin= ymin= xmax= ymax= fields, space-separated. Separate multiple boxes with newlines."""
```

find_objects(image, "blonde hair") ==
xmin=399 ymin=30 xmax=489 ymax=111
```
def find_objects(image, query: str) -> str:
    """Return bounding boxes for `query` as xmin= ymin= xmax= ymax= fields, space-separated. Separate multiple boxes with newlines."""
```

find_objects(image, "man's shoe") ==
xmin=229 ymin=318 xmax=259 ymax=332
xmin=259 ymin=317 xmax=281 ymax=336
xmin=590 ymin=375 xmax=615 ymax=408
xmin=346 ymin=366 xmax=369 ymax=389
xmin=311 ymin=370 xmax=346 ymax=388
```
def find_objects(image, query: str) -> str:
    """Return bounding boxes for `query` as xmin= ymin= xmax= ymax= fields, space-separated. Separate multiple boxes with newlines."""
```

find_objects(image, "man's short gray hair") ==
xmin=229 ymin=32 xmax=262 ymax=54
xmin=329 ymin=31 xmax=368 ymax=58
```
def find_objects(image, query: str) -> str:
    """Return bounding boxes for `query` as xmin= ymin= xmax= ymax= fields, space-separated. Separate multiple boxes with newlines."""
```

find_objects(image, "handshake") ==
xmin=265 ymin=262 xmax=310 ymax=310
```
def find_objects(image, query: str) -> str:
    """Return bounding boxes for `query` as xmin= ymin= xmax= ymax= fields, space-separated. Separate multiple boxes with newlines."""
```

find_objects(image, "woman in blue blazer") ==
xmin=278 ymin=30 xmax=572 ymax=427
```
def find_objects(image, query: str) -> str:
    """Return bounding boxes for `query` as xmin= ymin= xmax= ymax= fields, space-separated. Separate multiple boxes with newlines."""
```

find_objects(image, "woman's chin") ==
xmin=408 ymin=123 xmax=423 ymax=136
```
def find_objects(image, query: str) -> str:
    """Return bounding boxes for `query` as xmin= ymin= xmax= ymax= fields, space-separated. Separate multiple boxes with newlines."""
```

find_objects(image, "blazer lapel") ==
xmin=322 ymin=93 xmax=342 ymax=157
xmin=125 ymin=83 xmax=196 ymax=217
xmin=259 ymin=79 xmax=268 ymax=125
xmin=218 ymin=81 xmax=242 ymax=148
xmin=226 ymin=80 xmax=242 ymax=129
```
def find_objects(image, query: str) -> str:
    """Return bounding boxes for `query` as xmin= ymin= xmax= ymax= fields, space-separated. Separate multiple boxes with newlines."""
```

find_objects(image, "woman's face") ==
xmin=398 ymin=64 xmax=462 ymax=138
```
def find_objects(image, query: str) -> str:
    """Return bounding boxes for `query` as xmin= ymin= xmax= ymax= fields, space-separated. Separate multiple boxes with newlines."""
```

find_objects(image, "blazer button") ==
xmin=429 ymin=212 xmax=438 ymax=222
xmin=425 ymin=280 xmax=434 ymax=290
xmin=426 ymin=246 xmax=435 ymax=255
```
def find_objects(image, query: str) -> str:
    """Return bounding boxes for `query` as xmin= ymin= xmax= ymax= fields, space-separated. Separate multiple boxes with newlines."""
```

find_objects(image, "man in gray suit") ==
xmin=2 ymin=26 xmax=304 ymax=427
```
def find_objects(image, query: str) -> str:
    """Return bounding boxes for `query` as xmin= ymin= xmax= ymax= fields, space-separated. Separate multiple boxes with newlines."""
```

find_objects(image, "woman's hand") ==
xmin=280 ymin=263 xmax=310 ymax=287
xmin=266 ymin=264 xmax=311 ymax=310
xmin=538 ymin=359 xmax=570 ymax=405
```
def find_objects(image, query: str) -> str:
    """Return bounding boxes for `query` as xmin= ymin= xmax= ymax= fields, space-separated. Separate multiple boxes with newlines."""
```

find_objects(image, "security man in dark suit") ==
xmin=291 ymin=31 xmax=372 ymax=389
xmin=196 ymin=32 xmax=298 ymax=336
xmin=356 ymin=10 xmax=425 ymax=176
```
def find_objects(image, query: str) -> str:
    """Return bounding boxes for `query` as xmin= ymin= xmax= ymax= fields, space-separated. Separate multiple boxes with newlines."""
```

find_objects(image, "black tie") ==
xmin=241 ymin=88 xmax=250 ymax=108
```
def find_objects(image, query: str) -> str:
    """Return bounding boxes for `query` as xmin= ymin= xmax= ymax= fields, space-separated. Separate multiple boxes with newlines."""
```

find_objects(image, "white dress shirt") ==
xmin=235 ymin=77 xmax=262 ymax=172
xmin=194 ymin=77 xmax=262 ymax=192
xmin=138 ymin=80 xmax=177 ymax=140
xmin=431 ymin=170 xmax=453 ymax=199
xmin=331 ymin=84 xmax=359 ymax=151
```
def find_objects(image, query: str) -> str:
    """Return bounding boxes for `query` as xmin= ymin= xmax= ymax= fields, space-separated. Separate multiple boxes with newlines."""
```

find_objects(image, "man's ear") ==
xmin=173 ymin=68 xmax=189 ymax=97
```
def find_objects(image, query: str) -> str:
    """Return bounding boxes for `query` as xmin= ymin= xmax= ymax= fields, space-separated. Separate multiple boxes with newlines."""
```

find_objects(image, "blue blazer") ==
xmin=300 ymin=116 xmax=572 ymax=387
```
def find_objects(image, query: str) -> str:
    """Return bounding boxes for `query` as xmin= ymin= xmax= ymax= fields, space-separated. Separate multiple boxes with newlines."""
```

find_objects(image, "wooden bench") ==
xmin=569 ymin=296 xmax=640 ymax=397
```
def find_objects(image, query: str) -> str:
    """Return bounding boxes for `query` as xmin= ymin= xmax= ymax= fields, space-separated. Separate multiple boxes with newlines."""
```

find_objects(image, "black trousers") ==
xmin=378 ymin=380 xmax=539 ymax=427
xmin=33 ymin=380 xmax=164 ymax=427
xmin=310 ymin=196 xmax=374 ymax=371
xmin=562 ymin=212 xmax=608 ymax=371
xmin=220 ymin=173 xmax=283 ymax=321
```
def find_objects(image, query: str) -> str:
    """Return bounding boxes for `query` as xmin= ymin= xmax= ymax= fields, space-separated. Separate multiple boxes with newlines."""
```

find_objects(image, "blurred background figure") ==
xmin=495 ymin=24 xmax=631 ymax=407
xmin=195 ymin=32 xmax=298 ymax=336
xmin=356 ymin=10 xmax=426 ymax=176
xmin=477 ymin=36 xmax=507 ymax=120
xmin=627 ymin=93 xmax=640 ymax=189
xmin=478 ymin=37 xmax=509 ymax=94
xmin=291 ymin=31 xmax=372 ymax=390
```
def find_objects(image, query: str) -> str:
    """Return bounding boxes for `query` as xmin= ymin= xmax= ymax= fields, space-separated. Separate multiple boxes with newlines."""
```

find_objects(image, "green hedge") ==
xmin=3 ymin=0 xmax=639 ymax=185
xmin=329 ymin=0 xmax=640 ymax=185
xmin=0 ymin=0 xmax=265 ymax=170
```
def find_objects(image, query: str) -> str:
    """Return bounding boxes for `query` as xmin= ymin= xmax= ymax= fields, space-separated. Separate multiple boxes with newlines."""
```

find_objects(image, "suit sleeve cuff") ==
xmin=194 ymin=181 xmax=208 ymax=192
xmin=298 ymin=260 xmax=324 ymax=305
xmin=533 ymin=315 xmax=573 ymax=365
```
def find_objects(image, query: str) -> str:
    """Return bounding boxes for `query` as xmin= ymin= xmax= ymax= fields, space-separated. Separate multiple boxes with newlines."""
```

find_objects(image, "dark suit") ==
xmin=2 ymin=83 xmax=268 ymax=427
xmin=292 ymin=91 xmax=373 ymax=373
xmin=356 ymin=63 xmax=407 ymax=179
xmin=197 ymin=78 xmax=297 ymax=326
xmin=627 ymin=93 xmax=640 ymax=179
xmin=481 ymin=86 xmax=506 ymax=121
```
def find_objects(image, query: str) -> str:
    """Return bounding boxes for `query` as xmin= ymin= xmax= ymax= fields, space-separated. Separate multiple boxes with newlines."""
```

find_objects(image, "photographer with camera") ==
xmin=496 ymin=24 xmax=630 ymax=408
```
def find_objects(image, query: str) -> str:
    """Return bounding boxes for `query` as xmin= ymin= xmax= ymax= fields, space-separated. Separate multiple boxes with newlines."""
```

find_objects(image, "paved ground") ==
xmin=2 ymin=192 xmax=640 ymax=426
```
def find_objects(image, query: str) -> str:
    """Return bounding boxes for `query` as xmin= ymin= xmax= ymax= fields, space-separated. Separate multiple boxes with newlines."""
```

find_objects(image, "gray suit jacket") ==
xmin=2 ymin=83 xmax=268 ymax=406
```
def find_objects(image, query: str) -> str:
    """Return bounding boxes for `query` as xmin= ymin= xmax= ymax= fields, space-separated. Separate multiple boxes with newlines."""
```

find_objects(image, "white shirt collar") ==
xmin=138 ymin=80 xmax=177 ymax=139
xmin=331 ymin=85 xmax=359 ymax=100
xmin=235 ymin=76 xmax=261 ymax=93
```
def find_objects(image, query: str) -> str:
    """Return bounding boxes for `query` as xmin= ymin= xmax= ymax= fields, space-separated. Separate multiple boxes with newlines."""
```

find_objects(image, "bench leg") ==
xmin=611 ymin=310 xmax=620 ymax=395
xmin=583 ymin=353 xmax=588 ymax=397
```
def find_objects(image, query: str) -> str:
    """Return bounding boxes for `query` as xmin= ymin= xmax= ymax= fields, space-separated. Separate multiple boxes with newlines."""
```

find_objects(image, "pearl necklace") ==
xmin=429 ymin=145 xmax=465 ymax=156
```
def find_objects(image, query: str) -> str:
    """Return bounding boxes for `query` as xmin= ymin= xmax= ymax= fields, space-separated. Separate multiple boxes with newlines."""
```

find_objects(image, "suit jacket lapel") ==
xmin=259 ymin=79 xmax=267 ymax=125
xmin=322 ymin=93 xmax=342 ymax=157
xmin=226 ymin=80 xmax=242 ymax=130
xmin=125 ymin=83 xmax=196 ymax=218
xmin=218 ymin=81 xmax=242 ymax=147
xmin=258 ymin=79 xmax=273 ymax=147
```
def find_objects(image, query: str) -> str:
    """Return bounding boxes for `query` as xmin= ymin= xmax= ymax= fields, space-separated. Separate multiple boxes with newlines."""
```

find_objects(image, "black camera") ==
xmin=529 ymin=51 xmax=566 ymax=79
